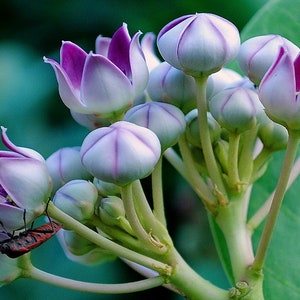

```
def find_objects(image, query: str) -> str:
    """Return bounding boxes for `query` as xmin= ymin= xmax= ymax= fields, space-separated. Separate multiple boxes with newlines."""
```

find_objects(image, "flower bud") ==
xmin=53 ymin=180 xmax=98 ymax=223
xmin=58 ymin=229 xmax=116 ymax=265
xmin=46 ymin=147 xmax=92 ymax=193
xmin=157 ymin=13 xmax=240 ymax=77
xmin=185 ymin=109 xmax=221 ymax=148
xmin=80 ymin=121 xmax=161 ymax=186
xmin=124 ymin=102 xmax=186 ymax=151
xmin=147 ymin=62 xmax=197 ymax=113
xmin=209 ymin=87 xmax=264 ymax=133
xmin=214 ymin=139 xmax=229 ymax=173
xmin=206 ymin=68 xmax=244 ymax=100
xmin=141 ymin=32 xmax=161 ymax=72
xmin=258 ymin=117 xmax=288 ymax=151
xmin=238 ymin=34 xmax=299 ymax=85
xmin=93 ymin=178 xmax=121 ymax=197
xmin=98 ymin=196 xmax=126 ymax=226
xmin=258 ymin=47 xmax=300 ymax=130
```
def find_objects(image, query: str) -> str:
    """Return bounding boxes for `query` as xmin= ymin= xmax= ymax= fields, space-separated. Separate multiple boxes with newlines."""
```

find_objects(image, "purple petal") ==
xmin=108 ymin=23 xmax=131 ymax=77
xmin=80 ymin=53 xmax=133 ymax=115
xmin=61 ymin=41 xmax=87 ymax=89
xmin=1 ymin=127 xmax=45 ymax=161
xmin=95 ymin=35 xmax=111 ymax=56
xmin=259 ymin=47 xmax=296 ymax=116
xmin=0 ymin=158 xmax=50 ymax=211
xmin=129 ymin=32 xmax=149 ymax=96
xmin=0 ymin=204 xmax=35 ymax=231
xmin=157 ymin=15 xmax=192 ymax=39
xmin=44 ymin=57 xmax=88 ymax=112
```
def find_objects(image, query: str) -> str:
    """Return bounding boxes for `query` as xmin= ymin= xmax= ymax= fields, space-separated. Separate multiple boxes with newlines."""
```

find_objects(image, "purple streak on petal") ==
xmin=108 ymin=23 xmax=131 ymax=77
xmin=294 ymin=53 xmax=300 ymax=92
xmin=61 ymin=41 xmax=87 ymax=89
xmin=0 ymin=127 xmax=45 ymax=161
xmin=0 ymin=185 xmax=8 ymax=198
xmin=157 ymin=15 xmax=192 ymax=40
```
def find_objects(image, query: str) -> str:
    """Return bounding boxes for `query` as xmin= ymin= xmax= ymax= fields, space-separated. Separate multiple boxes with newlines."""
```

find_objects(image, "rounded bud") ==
xmin=238 ymin=34 xmax=299 ymax=85
xmin=209 ymin=87 xmax=264 ymax=133
xmin=98 ymin=196 xmax=126 ymax=226
xmin=147 ymin=62 xmax=197 ymax=113
xmin=185 ymin=109 xmax=221 ymax=148
xmin=93 ymin=177 xmax=121 ymax=197
xmin=124 ymin=102 xmax=186 ymax=151
xmin=58 ymin=229 xmax=116 ymax=265
xmin=46 ymin=147 xmax=92 ymax=193
xmin=258 ymin=119 xmax=288 ymax=151
xmin=53 ymin=180 xmax=98 ymax=223
xmin=157 ymin=13 xmax=240 ymax=77
xmin=80 ymin=121 xmax=161 ymax=186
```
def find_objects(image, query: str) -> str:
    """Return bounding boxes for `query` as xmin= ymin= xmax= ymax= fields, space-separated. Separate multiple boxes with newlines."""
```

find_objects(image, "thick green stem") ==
xmin=167 ymin=249 xmax=228 ymax=300
xmin=215 ymin=196 xmax=254 ymax=282
xmin=252 ymin=131 xmax=300 ymax=272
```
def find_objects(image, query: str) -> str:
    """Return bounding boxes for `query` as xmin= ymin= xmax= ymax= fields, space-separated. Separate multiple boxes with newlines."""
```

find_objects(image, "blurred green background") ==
xmin=0 ymin=1 xmax=266 ymax=299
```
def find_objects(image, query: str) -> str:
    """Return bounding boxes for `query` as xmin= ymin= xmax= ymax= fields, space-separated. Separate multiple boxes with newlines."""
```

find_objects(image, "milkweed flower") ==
xmin=209 ymin=87 xmax=264 ymax=133
xmin=157 ymin=13 xmax=240 ymax=77
xmin=0 ymin=127 xmax=52 ymax=231
xmin=44 ymin=24 xmax=149 ymax=119
xmin=147 ymin=62 xmax=197 ymax=113
xmin=80 ymin=121 xmax=161 ymax=186
xmin=53 ymin=180 xmax=98 ymax=223
xmin=124 ymin=102 xmax=186 ymax=151
xmin=238 ymin=35 xmax=299 ymax=86
xmin=258 ymin=47 xmax=300 ymax=130
xmin=46 ymin=146 xmax=91 ymax=192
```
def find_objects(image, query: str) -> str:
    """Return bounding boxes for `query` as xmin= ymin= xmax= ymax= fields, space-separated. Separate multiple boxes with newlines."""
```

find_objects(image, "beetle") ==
xmin=0 ymin=221 xmax=62 ymax=258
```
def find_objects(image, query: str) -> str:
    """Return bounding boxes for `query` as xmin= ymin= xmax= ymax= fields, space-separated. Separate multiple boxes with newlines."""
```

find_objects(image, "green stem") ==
xmin=167 ymin=249 xmax=228 ymax=300
xmin=25 ymin=265 xmax=165 ymax=294
xmin=152 ymin=156 xmax=167 ymax=226
xmin=178 ymin=135 xmax=217 ymax=212
xmin=215 ymin=195 xmax=254 ymax=282
xmin=252 ymin=131 xmax=300 ymax=272
xmin=164 ymin=147 xmax=189 ymax=180
xmin=248 ymin=155 xmax=300 ymax=233
xmin=228 ymin=132 xmax=241 ymax=191
xmin=47 ymin=202 xmax=172 ymax=275
xmin=238 ymin=126 xmax=258 ymax=182
xmin=194 ymin=76 xmax=228 ymax=202
xmin=121 ymin=184 xmax=168 ymax=254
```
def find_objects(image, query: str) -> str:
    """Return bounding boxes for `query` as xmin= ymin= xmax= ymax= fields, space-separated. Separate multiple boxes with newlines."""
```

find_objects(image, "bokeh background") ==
xmin=1 ymin=1 xmax=266 ymax=299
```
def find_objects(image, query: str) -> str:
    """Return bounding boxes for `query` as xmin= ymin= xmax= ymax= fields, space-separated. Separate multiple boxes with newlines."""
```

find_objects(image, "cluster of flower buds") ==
xmin=1 ymin=11 xmax=299 ymax=278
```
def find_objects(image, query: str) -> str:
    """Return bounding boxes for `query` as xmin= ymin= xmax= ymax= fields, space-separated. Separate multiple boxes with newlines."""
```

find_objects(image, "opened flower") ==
xmin=258 ymin=47 xmax=300 ymax=130
xmin=44 ymin=24 xmax=149 ymax=119
xmin=0 ymin=127 xmax=52 ymax=231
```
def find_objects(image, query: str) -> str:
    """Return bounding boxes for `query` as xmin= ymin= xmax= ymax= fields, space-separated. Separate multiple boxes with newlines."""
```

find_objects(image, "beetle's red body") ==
xmin=0 ymin=222 xmax=62 ymax=258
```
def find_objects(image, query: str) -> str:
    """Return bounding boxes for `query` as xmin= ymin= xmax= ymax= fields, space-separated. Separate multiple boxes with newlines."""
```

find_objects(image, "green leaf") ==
xmin=250 ymin=150 xmax=300 ymax=299
xmin=241 ymin=0 xmax=300 ymax=45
